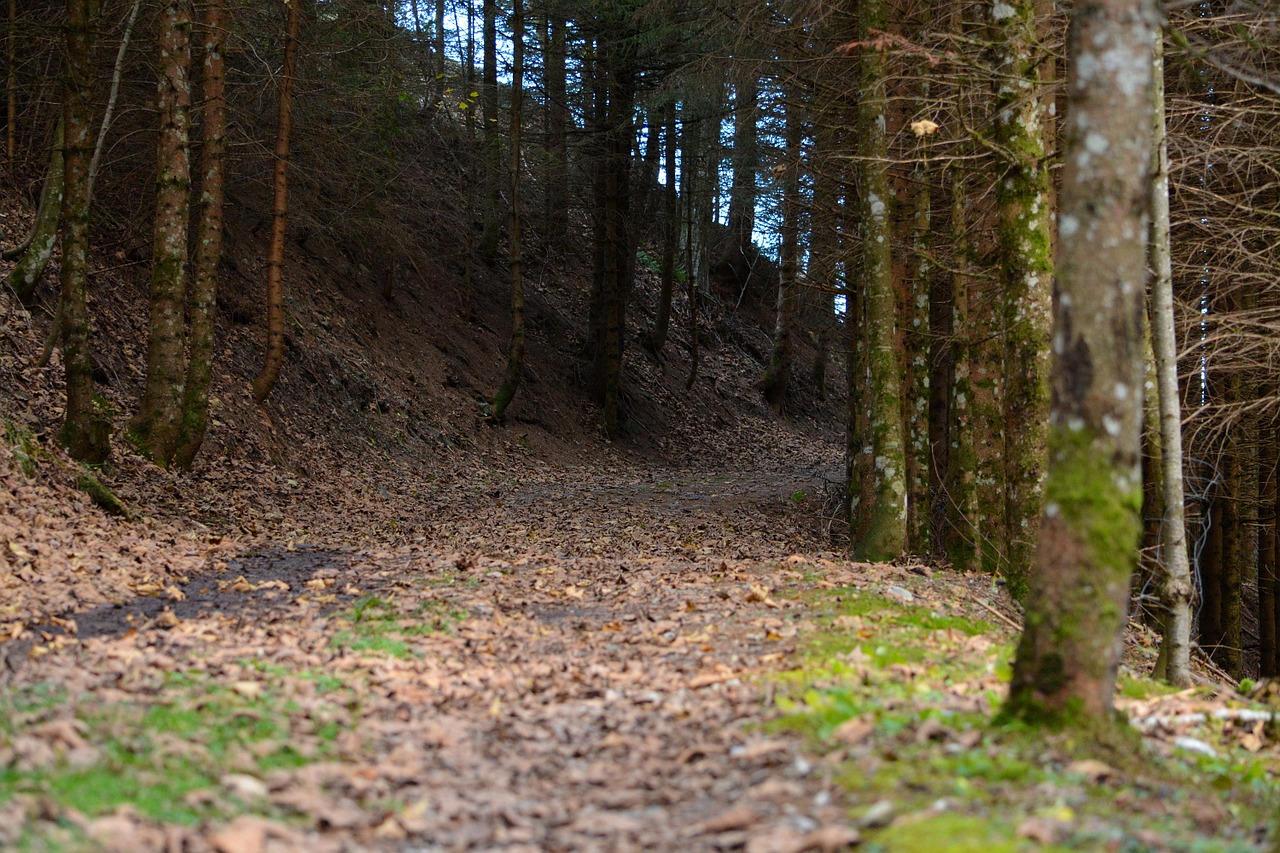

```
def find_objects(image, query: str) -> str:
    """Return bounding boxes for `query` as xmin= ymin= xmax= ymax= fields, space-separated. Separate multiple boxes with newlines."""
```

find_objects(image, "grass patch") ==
xmin=328 ymin=595 xmax=466 ymax=658
xmin=0 ymin=669 xmax=352 ymax=829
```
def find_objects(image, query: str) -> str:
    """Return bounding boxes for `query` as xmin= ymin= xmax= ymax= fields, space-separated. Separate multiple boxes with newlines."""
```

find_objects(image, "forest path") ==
xmin=2 ymin=459 xmax=888 ymax=852
xmin=3 ymin=457 xmax=1274 ymax=852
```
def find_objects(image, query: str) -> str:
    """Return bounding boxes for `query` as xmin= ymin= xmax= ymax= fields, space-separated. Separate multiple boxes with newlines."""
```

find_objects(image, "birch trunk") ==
xmin=1147 ymin=28 xmax=1192 ymax=687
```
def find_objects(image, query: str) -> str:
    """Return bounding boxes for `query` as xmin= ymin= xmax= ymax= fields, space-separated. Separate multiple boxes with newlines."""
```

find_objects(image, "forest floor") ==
xmin=2 ymin=445 xmax=1280 ymax=852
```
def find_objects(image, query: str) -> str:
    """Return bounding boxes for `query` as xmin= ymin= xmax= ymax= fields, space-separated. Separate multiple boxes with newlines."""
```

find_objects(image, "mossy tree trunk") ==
xmin=59 ymin=0 xmax=109 ymax=464
xmin=1005 ymin=0 xmax=1156 ymax=722
xmin=943 ymin=167 xmax=979 ymax=573
xmin=848 ymin=0 xmax=906 ymax=562
xmin=491 ymin=0 xmax=524 ymax=422
xmin=991 ymin=0 xmax=1054 ymax=599
xmin=132 ymin=0 xmax=193 ymax=466
xmin=761 ymin=95 xmax=801 ymax=414
xmin=7 ymin=119 xmax=63 ymax=307
xmin=174 ymin=0 xmax=228 ymax=470
xmin=250 ymin=0 xmax=302 ymax=404
xmin=904 ymin=162 xmax=932 ymax=556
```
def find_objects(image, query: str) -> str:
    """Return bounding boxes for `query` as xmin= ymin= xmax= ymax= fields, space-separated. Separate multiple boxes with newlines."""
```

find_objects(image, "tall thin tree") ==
xmin=252 ymin=0 xmax=303 ymax=404
xmin=492 ymin=0 xmax=525 ymax=421
xmin=174 ymin=0 xmax=229 ymax=469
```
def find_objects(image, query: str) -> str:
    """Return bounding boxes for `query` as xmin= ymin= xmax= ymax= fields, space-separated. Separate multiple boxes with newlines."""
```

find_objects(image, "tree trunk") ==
xmin=647 ymin=100 xmax=677 ymax=356
xmin=174 ymin=0 xmax=227 ymax=470
xmin=992 ymin=0 xmax=1054 ymax=599
xmin=904 ymin=163 xmax=932 ymax=556
xmin=726 ymin=68 xmax=757 ymax=261
xmin=132 ymin=0 xmax=193 ymax=466
xmin=943 ymin=167 xmax=979 ymax=571
xmin=761 ymin=95 xmax=800 ymax=414
xmin=1260 ymin=448 xmax=1277 ymax=677
xmin=1005 ymin=0 xmax=1156 ymax=722
xmin=477 ymin=0 xmax=500 ymax=264
xmin=59 ymin=0 xmax=109 ymax=464
xmin=87 ymin=0 xmax=142 ymax=203
xmin=544 ymin=9 xmax=567 ymax=253
xmin=849 ymin=1 xmax=906 ymax=562
xmin=462 ymin=1 xmax=475 ymax=322
xmin=251 ymin=0 xmax=302 ymax=404
xmin=6 ymin=0 xmax=13 ymax=167
xmin=491 ymin=0 xmax=524 ymax=421
xmin=7 ymin=119 xmax=63 ymax=305
xmin=1147 ymin=28 xmax=1193 ymax=687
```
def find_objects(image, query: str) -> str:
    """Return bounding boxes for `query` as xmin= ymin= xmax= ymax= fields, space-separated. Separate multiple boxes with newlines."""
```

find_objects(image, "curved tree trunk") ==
xmin=7 ymin=119 xmax=63 ymax=305
xmin=59 ymin=0 xmax=109 ymax=464
xmin=1005 ymin=0 xmax=1156 ymax=723
xmin=251 ymin=0 xmax=302 ymax=404
xmin=174 ymin=0 xmax=228 ymax=470
xmin=132 ymin=0 xmax=193 ymax=465
xmin=491 ymin=0 xmax=524 ymax=421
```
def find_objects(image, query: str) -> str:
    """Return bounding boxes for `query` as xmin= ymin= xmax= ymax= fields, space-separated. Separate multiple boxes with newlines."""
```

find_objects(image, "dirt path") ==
xmin=2 ymin=464 xmax=873 ymax=852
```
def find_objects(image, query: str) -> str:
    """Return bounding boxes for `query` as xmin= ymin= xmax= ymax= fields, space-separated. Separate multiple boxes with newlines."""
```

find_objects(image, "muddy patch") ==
xmin=3 ymin=548 xmax=370 ymax=667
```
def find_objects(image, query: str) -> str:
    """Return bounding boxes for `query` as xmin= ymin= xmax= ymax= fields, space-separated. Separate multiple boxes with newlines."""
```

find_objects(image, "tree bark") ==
xmin=849 ymin=0 xmax=907 ymax=562
xmin=174 ymin=0 xmax=228 ymax=470
xmin=87 ymin=0 xmax=142 ymax=203
xmin=59 ymin=0 xmax=109 ymax=464
xmin=943 ymin=166 xmax=980 ymax=572
xmin=133 ymin=0 xmax=193 ymax=465
xmin=726 ymin=68 xmax=757 ymax=261
xmin=646 ymin=100 xmax=677 ymax=356
xmin=6 ymin=0 xmax=14 ymax=168
xmin=491 ymin=0 xmax=524 ymax=421
xmin=477 ymin=0 xmax=500 ymax=264
xmin=761 ymin=95 xmax=801 ymax=414
xmin=544 ymin=8 xmax=567 ymax=253
xmin=1147 ymin=28 xmax=1193 ymax=687
xmin=992 ymin=0 xmax=1054 ymax=599
xmin=251 ymin=0 xmax=302 ymax=404
xmin=7 ymin=119 xmax=63 ymax=305
xmin=1005 ymin=0 xmax=1156 ymax=722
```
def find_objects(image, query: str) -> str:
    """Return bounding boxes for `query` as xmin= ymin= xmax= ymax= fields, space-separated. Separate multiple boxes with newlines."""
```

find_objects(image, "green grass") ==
xmin=328 ymin=595 xmax=466 ymax=658
xmin=0 ymin=669 xmax=352 ymax=829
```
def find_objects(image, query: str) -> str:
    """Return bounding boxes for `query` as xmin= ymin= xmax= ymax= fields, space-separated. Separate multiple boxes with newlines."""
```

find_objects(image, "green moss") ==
xmin=1043 ymin=424 xmax=1143 ymax=579
xmin=876 ymin=813 xmax=1050 ymax=853
xmin=0 ymin=671 xmax=347 ymax=829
